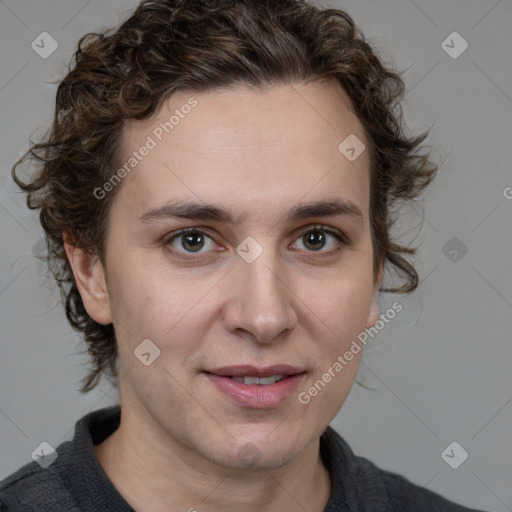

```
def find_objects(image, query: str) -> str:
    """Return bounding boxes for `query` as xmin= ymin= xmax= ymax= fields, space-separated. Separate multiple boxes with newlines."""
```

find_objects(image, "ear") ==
xmin=63 ymin=232 xmax=113 ymax=325
xmin=365 ymin=264 xmax=383 ymax=329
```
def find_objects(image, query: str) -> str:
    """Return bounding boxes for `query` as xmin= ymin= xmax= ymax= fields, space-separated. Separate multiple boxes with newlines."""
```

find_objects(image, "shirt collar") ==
xmin=67 ymin=405 xmax=351 ymax=511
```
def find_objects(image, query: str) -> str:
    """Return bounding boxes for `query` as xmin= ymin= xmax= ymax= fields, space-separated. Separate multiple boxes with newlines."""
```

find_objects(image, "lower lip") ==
xmin=205 ymin=373 xmax=305 ymax=409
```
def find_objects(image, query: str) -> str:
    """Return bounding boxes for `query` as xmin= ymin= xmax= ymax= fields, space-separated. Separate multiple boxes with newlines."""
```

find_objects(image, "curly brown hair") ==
xmin=12 ymin=0 xmax=437 ymax=393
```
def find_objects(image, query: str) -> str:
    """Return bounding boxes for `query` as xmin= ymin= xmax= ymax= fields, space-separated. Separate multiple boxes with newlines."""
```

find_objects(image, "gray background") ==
xmin=0 ymin=0 xmax=511 ymax=510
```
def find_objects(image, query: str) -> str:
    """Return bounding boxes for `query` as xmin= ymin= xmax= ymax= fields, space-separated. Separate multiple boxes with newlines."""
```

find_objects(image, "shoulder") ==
xmin=322 ymin=426 xmax=487 ymax=512
xmin=357 ymin=456 xmax=483 ymax=512
xmin=0 ymin=405 xmax=126 ymax=512
xmin=0 ymin=440 xmax=81 ymax=512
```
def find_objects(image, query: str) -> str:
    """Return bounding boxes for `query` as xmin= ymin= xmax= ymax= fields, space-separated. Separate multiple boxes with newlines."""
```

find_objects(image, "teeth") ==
xmin=243 ymin=376 xmax=260 ymax=385
xmin=232 ymin=375 xmax=285 ymax=385
xmin=258 ymin=375 xmax=284 ymax=385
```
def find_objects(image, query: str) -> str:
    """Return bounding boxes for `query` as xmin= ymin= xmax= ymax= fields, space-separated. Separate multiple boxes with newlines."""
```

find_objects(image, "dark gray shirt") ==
xmin=0 ymin=405 xmax=488 ymax=511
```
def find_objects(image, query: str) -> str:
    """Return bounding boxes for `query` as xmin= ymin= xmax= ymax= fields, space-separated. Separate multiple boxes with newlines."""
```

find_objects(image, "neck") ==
xmin=94 ymin=407 xmax=331 ymax=512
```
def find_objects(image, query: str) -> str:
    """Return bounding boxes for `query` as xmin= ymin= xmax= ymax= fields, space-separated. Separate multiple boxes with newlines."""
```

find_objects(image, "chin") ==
xmin=205 ymin=428 xmax=309 ymax=472
xmin=223 ymin=445 xmax=300 ymax=472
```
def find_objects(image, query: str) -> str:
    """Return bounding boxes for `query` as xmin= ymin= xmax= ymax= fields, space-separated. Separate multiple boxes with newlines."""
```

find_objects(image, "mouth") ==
xmin=203 ymin=365 xmax=306 ymax=408
xmin=229 ymin=374 xmax=286 ymax=385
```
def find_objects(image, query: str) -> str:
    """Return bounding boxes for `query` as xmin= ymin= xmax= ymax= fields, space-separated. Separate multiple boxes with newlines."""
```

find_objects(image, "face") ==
xmin=78 ymin=81 xmax=381 ymax=470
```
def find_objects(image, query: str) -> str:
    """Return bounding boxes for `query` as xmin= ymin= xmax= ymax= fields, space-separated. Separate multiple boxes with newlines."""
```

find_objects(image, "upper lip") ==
xmin=205 ymin=365 xmax=304 ymax=378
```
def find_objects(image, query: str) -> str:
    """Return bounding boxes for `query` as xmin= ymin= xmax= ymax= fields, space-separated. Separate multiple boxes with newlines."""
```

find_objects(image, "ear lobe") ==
xmin=365 ymin=266 xmax=383 ymax=329
xmin=63 ymin=233 xmax=113 ymax=325
xmin=365 ymin=293 xmax=380 ymax=329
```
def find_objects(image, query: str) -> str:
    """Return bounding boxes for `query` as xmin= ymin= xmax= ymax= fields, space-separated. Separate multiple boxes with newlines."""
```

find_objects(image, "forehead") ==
xmin=113 ymin=81 xmax=371 ymax=226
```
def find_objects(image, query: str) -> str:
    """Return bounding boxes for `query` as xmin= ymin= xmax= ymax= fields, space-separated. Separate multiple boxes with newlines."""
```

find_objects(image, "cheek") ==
xmin=298 ymin=268 xmax=374 ymax=345
xmin=108 ymin=260 xmax=217 ymax=357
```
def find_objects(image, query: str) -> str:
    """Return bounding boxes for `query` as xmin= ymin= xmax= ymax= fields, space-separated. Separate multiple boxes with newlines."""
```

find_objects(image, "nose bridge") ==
xmin=225 ymin=244 xmax=295 ymax=343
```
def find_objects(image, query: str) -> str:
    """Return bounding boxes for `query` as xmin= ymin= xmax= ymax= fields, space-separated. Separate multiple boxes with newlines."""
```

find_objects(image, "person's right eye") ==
xmin=165 ymin=228 xmax=217 ymax=258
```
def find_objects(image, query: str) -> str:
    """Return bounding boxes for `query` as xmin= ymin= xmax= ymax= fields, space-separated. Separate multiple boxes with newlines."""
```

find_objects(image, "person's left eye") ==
xmin=291 ymin=225 xmax=345 ymax=254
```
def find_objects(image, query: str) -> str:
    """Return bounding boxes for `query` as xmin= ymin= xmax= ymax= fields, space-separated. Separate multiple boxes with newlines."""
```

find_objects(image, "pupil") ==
xmin=180 ymin=231 xmax=326 ymax=252
xmin=183 ymin=233 xmax=203 ymax=252
xmin=305 ymin=231 xmax=325 ymax=250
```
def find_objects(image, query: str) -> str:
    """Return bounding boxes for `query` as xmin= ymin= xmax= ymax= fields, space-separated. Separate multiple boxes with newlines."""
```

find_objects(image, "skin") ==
xmin=64 ymin=81 xmax=382 ymax=512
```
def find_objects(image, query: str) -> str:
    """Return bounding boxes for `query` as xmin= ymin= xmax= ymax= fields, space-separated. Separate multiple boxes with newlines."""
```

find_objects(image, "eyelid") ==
xmin=164 ymin=227 xmax=219 ymax=259
xmin=289 ymin=224 xmax=346 ymax=254
xmin=295 ymin=224 xmax=348 ymax=244
xmin=165 ymin=226 xmax=215 ymax=242
xmin=164 ymin=224 xmax=347 ymax=259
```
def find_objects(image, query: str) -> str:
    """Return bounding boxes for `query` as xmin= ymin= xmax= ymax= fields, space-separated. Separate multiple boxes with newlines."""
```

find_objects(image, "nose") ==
xmin=222 ymin=249 xmax=297 ymax=344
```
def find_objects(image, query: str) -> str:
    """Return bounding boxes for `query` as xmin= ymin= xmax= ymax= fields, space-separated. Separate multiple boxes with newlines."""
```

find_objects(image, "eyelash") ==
xmin=164 ymin=225 xmax=347 ymax=260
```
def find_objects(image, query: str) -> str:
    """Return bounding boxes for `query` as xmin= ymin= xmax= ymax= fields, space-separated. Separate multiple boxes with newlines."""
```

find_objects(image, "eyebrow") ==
xmin=137 ymin=198 xmax=363 ymax=225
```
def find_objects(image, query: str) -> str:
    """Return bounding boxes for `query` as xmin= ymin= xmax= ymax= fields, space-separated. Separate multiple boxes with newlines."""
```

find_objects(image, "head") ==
xmin=14 ymin=0 xmax=436 ymax=470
